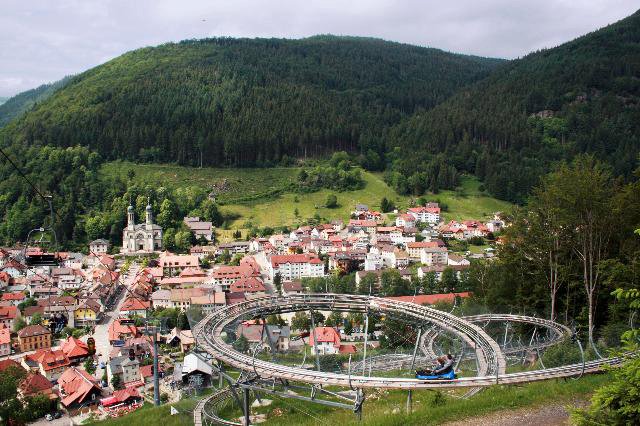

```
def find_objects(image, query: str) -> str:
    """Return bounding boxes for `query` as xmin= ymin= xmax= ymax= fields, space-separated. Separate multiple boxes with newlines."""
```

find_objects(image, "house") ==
xmin=101 ymin=387 xmax=143 ymax=409
xmin=269 ymin=253 xmax=324 ymax=281
xmin=395 ymin=213 xmax=416 ymax=228
xmin=420 ymin=246 xmax=449 ymax=266
xmin=309 ymin=327 xmax=341 ymax=355
xmin=347 ymin=219 xmax=377 ymax=234
xmin=208 ymin=264 xmax=260 ymax=292
xmin=169 ymin=288 xmax=206 ymax=310
xmin=139 ymin=364 xmax=163 ymax=384
xmin=166 ymin=328 xmax=195 ymax=353
xmin=447 ymin=254 xmax=471 ymax=267
xmin=406 ymin=241 xmax=442 ymax=260
xmin=217 ymin=241 xmax=251 ymax=255
xmin=110 ymin=336 xmax=156 ymax=361
xmin=281 ymin=281 xmax=304 ymax=296
xmin=61 ymin=336 xmax=90 ymax=363
xmin=363 ymin=251 xmax=383 ymax=271
xmin=22 ymin=349 xmax=71 ymax=380
xmin=407 ymin=203 xmax=441 ymax=224
xmin=23 ymin=305 xmax=45 ymax=325
xmin=17 ymin=324 xmax=52 ymax=352
xmin=1 ymin=292 xmax=25 ymax=306
xmin=57 ymin=367 xmax=101 ymax=408
xmin=89 ymin=239 xmax=110 ymax=254
xmin=0 ymin=325 xmax=10 ymax=356
xmin=158 ymin=254 xmax=199 ymax=277
xmin=229 ymin=276 xmax=266 ymax=295
xmin=18 ymin=371 xmax=56 ymax=400
xmin=0 ymin=305 xmax=20 ymax=330
xmin=108 ymin=320 xmax=140 ymax=344
xmin=119 ymin=298 xmax=150 ymax=318
xmin=183 ymin=217 xmax=214 ymax=241
xmin=74 ymin=299 xmax=102 ymax=326
xmin=417 ymin=264 xmax=470 ymax=281
xmin=151 ymin=289 xmax=172 ymax=309
xmin=108 ymin=356 xmax=142 ymax=388
xmin=189 ymin=292 xmax=226 ymax=314
xmin=237 ymin=322 xmax=291 ymax=352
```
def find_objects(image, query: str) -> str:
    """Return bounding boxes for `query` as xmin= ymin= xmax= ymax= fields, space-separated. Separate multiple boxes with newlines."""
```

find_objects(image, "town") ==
xmin=0 ymin=199 xmax=504 ymax=423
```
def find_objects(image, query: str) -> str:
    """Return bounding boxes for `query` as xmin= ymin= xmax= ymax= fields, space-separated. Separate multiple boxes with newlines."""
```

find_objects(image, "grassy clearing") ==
xmin=248 ymin=373 xmax=608 ymax=426
xmin=100 ymin=162 xmax=512 ymax=230
xmin=87 ymin=373 xmax=608 ymax=426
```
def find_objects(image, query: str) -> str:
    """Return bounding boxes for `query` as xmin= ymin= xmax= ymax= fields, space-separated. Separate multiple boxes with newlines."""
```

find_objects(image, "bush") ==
xmin=541 ymin=340 xmax=584 ymax=368
xmin=326 ymin=194 xmax=338 ymax=208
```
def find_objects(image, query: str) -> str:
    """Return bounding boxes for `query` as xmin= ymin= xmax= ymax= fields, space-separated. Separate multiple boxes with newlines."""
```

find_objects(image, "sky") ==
xmin=1 ymin=0 xmax=638 ymax=97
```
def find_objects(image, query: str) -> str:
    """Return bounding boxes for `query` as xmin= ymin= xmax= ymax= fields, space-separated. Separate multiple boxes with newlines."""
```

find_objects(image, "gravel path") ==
xmin=443 ymin=400 xmax=588 ymax=426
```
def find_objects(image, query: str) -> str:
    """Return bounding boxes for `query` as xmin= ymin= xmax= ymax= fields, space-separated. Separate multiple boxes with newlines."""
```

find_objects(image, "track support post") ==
xmin=243 ymin=387 xmax=251 ymax=425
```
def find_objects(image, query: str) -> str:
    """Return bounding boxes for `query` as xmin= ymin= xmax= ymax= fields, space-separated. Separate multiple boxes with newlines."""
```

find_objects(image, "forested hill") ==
xmin=0 ymin=76 xmax=71 ymax=127
xmin=0 ymin=36 xmax=502 ymax=167
xmin=387 ymin=10 xmax=640 ymax=203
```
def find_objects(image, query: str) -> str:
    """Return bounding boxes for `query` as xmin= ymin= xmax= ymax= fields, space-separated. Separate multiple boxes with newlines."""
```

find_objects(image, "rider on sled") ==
xmin=415 ymin=354 xmax=455 ymax=380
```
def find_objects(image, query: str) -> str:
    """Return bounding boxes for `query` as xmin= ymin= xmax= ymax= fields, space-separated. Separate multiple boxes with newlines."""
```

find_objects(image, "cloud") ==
xmin=0 ymin=0 xmax=637 ymax=96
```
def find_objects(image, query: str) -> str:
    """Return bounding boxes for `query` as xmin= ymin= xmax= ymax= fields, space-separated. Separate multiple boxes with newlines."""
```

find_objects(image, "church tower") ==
xmin=127 ymin=203 xmax=135 ymax=229
xmin=145 ymin=199 xmax=153 ymax=228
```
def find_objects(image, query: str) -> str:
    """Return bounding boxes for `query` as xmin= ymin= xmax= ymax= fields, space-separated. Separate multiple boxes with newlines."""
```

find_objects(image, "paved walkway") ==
xmin=443 ymin=400 xmax=588 ymax=426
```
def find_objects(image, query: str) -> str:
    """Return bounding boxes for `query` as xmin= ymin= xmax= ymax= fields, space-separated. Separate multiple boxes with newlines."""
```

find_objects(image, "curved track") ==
xmin=193 ymin=294 xmax=628 ymax=389
xmin=193 ymin=294 xmax=631 ymax=425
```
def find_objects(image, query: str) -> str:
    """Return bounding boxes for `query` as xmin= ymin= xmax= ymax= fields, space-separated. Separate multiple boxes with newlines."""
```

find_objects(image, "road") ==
xmin=89 ymin=263 xmax=139 ymax=379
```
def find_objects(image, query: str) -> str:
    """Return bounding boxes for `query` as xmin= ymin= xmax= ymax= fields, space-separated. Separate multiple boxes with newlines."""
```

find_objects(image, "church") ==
xmin=122 ymin=201 xmax=163 ymax=253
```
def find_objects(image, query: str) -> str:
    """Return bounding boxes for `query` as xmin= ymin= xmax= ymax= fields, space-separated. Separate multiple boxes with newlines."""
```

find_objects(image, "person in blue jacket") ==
xmin=416 ymin=354 xmax=455 ymax=380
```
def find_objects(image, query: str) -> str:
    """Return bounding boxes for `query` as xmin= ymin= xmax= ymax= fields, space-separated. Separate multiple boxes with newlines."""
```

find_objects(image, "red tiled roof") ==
xmin=27 ymin=349 xmax=70 ymax=371
xmin=108 ymin=320 xmax=139 ymax=342
xmin=19 ymin=372 xmax=54 ymax=395
xmin=58 ymin=367 xmax=100 ymax=407
xmin=18 ymin=324 xmax=50 ymax=338
xmin=139 ymin=364 xmax=163 ymax=379
xmin=309 ymin=327 xmax=341 ymax=347
xmin=61 ymin=336 xmax=90 ymax=359
xmin=406 ymin=241 xmax=440 ymax=249
xmin=229 ymin=277 xmax=265 ymax=293
xmin=270 ymin=253 xmax=322 ymax=267
xmin=0 ymin=359 xmax=22 ymax=372
xmin=1 ymin=292 xmax=25 ymax=301
xmin=120 ymin=298 xmax=150 ymax=311
xmin=0 ymin=327 xmax=10 ymax=345
xmin=0 ymin=304 xmax=19 ymax=319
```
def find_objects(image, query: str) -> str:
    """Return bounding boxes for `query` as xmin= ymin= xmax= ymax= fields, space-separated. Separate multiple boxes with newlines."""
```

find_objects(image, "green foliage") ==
xmin=1 ymin=37 xmax=501 ymax=168
xmin=325 ymin=194 xmax=338 ymax=208
xmin=110 ymin=374 xmax=123 ymax=390
xmin=391 ymin=11 xmax=640 ymax=203
xmin=233 ymin=334 xmax=249 ymax=353
xmin=84 ymin=357 xmax=96 ymax=374
xmin=380 ymin=197 xmax=394 ymax=213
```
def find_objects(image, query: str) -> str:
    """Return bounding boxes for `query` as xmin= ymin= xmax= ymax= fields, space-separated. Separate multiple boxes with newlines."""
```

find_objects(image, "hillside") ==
xmin=0 ymin=76 xmax=71 ymax=127
xmin=389 ymin=9 xmax=640 ymax=202
xmin=101 ymin=161 xmax=512 ymax=231
xmin=0 ymin=36 xmax=502 ymax=167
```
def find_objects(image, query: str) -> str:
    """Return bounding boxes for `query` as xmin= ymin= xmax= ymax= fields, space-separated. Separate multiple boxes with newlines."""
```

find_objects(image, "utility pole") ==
xmin=310 ymin=309 xmax=320 ymax=371
xmin=153 ymin=328 xmax=160 ymax=406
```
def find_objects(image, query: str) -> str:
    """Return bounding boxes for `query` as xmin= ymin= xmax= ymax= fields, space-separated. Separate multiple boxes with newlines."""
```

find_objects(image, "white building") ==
xmin=122 ymin=202 xmax=163 ymax=253
xmin=420 ymin=247 xmax=449 ymax=266
xmin=89 ymin=239 xmax=110 ymax=255
xmin=268 ymin=254 xmax=324 ymax=281
xmin=364 ymin=253 xmax=382 ymax=271
xmin=407 ymin=203 xmax=441 ymax=224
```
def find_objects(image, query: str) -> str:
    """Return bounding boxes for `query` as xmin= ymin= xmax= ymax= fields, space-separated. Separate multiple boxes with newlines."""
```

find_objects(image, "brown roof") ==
xmin=19 ymin=372 xmax=54 ymax=395
xmin=18 ymin=324 xmax=50 ymax=338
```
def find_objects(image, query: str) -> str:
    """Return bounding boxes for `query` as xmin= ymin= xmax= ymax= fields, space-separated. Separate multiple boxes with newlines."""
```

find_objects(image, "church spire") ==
xmin=145 ymin=197 xmax=153 ymax=226
xmin=127 ymin=196 xmax=135 ymax=228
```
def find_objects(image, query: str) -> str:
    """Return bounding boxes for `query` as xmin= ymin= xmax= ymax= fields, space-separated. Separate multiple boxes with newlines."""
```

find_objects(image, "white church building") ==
xmin=122 ymin=201 xmax=163 ymax=254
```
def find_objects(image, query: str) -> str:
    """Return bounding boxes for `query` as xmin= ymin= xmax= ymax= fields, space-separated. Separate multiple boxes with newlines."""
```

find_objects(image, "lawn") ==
xmin=100 ymin=162 xmax=513 ymax=232
xmin=89 ymin=373 xmax=608 ymax=426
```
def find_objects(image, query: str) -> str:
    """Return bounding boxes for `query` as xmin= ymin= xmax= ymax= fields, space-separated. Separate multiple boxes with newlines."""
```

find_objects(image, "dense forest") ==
xmin=390 ymin=9 xmax=640 ymax=202
xmin=0 ymin=36 xmax=501 ymax=170
xmin=0 ymin=76 xmax=72 ymax=127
